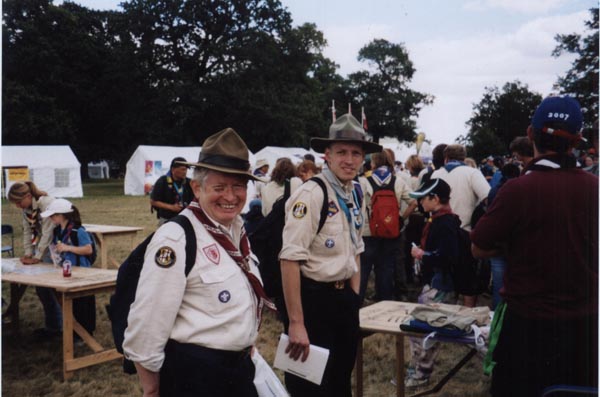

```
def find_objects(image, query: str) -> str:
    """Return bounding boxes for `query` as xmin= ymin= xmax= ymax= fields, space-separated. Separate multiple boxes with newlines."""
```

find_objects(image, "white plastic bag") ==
xmin=252 ymin=348 xmax=289 ymax=397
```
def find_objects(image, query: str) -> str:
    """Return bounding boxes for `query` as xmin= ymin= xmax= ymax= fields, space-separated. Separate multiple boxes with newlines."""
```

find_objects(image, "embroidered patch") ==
xmin=155 ymin=246 xmax=176 ymax=268
xmin=325 ymin=238 xmax=335 ymax=248
xmin=327 ymin=200 xmax=339 ymax=217
xmin=203 ymin=243 xmax=220 ymax=265
xmin=292 ymin=202 xmax=307 ymax=219
xmin=218 ymin=290 xmax=231 ymax=303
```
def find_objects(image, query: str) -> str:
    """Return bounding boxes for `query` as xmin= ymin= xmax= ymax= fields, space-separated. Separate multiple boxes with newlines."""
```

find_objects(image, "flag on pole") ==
xmin=361 ymin=107 xmax=368 ymax=131
xmin=348 ymin=103 xmax=352 ymax=114
xmin=331 ymin=100 xmax=336 ymax=122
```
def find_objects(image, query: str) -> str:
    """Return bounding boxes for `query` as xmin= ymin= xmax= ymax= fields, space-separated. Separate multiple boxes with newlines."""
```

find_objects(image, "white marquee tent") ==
xmin=2 ymin=145 xmax=83 ymax=197
xmin=87 ymin=161 xmax=110 ymax=179
xmin=253 ymin=146 xmax=325 ymax=171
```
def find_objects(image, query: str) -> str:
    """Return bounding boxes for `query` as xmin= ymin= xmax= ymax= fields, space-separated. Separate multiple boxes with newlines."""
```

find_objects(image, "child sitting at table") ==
xmin=406 ymin=178 xmax=460 ymax=388
xmin=41 ymin=199 xmax=96 ymax=338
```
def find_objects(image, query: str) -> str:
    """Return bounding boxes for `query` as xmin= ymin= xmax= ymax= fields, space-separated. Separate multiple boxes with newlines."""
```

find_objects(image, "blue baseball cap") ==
xmin=531 ymin=96 xmax=583 ymax=136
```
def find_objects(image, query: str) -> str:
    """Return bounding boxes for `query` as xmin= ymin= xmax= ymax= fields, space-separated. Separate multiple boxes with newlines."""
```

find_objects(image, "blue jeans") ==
xmin=360 ymin=236 xmax=403 ymax=303
xmin=490 ymin=256 xmax=506 ymax=310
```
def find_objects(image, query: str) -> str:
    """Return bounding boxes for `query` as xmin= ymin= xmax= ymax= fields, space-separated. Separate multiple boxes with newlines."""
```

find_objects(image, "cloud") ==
xmin=463 ymin=0 xmax=570 ymax=14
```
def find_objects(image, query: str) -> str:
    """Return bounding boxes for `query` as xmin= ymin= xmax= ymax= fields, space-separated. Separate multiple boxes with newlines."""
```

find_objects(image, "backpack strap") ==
xmin=367 ymin=175 xmax=395 ymax=192
xmin=283 ymin=178 xmax=291 ymax=200
xmin=308 ymin=177 xmax=329 ymax=234
xmin=168 ymin=215 xmax=197 ymax=276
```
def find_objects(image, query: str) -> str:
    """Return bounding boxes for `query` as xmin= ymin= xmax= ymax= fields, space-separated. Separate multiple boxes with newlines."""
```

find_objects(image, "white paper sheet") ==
xmin=273 ymin=333 xmax=329 ymax=386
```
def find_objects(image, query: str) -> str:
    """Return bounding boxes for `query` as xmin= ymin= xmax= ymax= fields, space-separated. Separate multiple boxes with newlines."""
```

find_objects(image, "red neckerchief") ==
xmin=187 ymin=201 xmax=276 ymax=326
xmin=421 ymin=205 xmax=454 ymax=248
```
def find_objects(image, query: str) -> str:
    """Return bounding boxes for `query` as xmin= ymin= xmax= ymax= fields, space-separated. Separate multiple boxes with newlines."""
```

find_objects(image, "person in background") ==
xmin=405 ymin=155 xmax=425 ymax=191
xmin=472 ymin=96 xmax=598 ymax=396
xmin=41 ymin=199 xmax=96 ymax=337
xmin=431 ymin=144 xmax=490 ymax=307
xmin=252 ymin=158 xmax=270 ymax=200
xmin=359 ymin=150 xmax=415 ymax=303
xmin=261 ymin=157 xmax=302 ymax=217
xmin=509 ymin=136 xmax=534 ymax=169
xmin=296 ymin=159 xmax=320 ymax=182
xmin=280 ymin=113 xmax=381 ymax=396
xmin=243 ymin=199 xmax=264 ymax=236
xmin=124 ymin=128 xmax=273 ymax=397
xmin=420 ymin=144 xmax=447 ymax=186
xmin=303 ymin=153 xmax=316 ymax=163
xmin=464 ymin=157 xmax=477 ymax=168
xmin=150 ymin=157 xmax=193 ymax=226
xmin=8 ymin=181 xmax=61 ymax=337
xmin=481 ymin=156 xmax=495 ymax=183
xmin=408 ymin=178 xmax=460 ymax=387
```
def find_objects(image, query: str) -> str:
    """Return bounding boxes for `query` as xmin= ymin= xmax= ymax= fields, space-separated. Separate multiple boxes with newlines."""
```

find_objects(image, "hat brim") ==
xmin=180 ymin=161 xmax=266 ymax=182
xmin=40 ymin=208 xmax=73 ymax=218
xmin=310 ymin=138 xmax=383 ymax=154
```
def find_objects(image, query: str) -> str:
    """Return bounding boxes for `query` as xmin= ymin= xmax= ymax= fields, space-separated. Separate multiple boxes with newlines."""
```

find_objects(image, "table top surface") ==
xmin=360 ymin=301 xmax=420 ymax=333
xmin=1 ymin=258 xmax=117 ymax=292
xmin=83 ymin=224 xmax=144 ymax=234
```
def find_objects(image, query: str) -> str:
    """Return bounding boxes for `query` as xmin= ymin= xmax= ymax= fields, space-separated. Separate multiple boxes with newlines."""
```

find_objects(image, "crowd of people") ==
xmin=7 ymin=95 xmax=597 ymax=397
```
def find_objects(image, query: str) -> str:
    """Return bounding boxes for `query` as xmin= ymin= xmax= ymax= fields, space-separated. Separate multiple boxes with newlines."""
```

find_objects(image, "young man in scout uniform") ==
xmin=471 ymin=96 xmax=598 ymax=396
xmin=279 ymin=113 xmax=382 ymax=396
xmin=124 ymin=128 xmax=274 ymax=397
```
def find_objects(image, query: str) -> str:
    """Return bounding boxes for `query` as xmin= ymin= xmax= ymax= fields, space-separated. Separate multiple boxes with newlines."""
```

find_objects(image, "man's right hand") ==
xmin=286 ymin=321 xmax=310 ymax=362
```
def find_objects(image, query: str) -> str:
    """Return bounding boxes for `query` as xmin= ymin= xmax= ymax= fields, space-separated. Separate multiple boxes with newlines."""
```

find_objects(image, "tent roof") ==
xmin=2 ymin=145 xmax=81 ymax=168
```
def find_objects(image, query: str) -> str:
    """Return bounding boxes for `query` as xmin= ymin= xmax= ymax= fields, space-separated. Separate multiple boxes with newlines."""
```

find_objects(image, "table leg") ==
xmin=355 ymin=334 xmax=364 ymax=397
xmin=62 ymin=293 xmax=74 ymax=380
xmin=3 ymin=284 xmax=27 ymax=332
xmin=396 ymin=334 xmax=405 ymax=397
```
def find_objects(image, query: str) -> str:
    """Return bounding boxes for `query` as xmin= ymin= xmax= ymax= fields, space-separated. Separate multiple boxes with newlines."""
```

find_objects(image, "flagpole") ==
xmin=332 ymin=100 xmax=336 ymax=122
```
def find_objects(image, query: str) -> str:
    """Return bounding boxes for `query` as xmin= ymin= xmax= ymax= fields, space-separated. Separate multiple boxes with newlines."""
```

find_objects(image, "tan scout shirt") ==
xmin=123 ymin=209 xmax=260 ymax=372
xmin=22 ymin=196 xmax=55 ymax=259
xmin=279 ymin=176 xmax=365 ymax=282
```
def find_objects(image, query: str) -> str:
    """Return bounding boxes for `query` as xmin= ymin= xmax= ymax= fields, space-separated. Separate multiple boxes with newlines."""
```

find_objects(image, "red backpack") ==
xmin=367 ymin=175 xmax=401 ymax=238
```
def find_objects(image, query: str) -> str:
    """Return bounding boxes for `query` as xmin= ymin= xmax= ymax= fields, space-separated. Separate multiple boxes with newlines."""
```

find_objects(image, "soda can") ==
xmin=63 ymin=259 xmax=72 ymax=277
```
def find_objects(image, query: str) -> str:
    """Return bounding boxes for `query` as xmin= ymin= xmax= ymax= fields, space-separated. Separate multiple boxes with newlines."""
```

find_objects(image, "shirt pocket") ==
xmin=190 ymin=264 xmax=245 ymax=316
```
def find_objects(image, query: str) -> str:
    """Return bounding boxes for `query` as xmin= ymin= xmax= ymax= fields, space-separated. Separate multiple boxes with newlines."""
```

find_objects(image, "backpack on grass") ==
xmin=367 ymin=175 xmax=402 ymax=239
xmin=106 ymin=215 xmax=196 ymax=374
xmin=53 ymin=225 xmax=98 ymax=266
xmin=249 ymin=177 xmax=329 ymax=302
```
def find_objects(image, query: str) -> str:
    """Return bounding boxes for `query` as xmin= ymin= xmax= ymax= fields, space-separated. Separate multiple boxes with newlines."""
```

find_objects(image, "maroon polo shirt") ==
xmin=471 ymin=167 xmax=598 ymax=319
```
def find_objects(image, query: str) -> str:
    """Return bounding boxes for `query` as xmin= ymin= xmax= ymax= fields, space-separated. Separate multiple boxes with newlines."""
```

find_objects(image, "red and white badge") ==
xmin=203 ymin=243 xmax=220 ymax=265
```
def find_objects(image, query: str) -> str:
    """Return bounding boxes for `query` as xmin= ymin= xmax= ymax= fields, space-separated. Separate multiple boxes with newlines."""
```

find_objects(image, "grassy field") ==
xmin=1 ymin=179 xmax=491 ymax=396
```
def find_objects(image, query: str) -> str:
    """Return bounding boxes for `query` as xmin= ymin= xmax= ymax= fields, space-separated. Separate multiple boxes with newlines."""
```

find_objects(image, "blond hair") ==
xmin=7 ymin=181 xmax=47 ymax=202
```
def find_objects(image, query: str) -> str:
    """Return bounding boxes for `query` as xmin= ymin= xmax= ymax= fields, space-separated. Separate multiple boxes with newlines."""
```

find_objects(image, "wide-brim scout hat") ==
xmin=409 ymin=178 xmax=451 ymax=201
xmin=181 ymin=128 xmax=263 ymax=181
xmin=40 ymin=198 xmax=74 ymax=218
xmin=310 ymin=113 xmax=383 ymax=154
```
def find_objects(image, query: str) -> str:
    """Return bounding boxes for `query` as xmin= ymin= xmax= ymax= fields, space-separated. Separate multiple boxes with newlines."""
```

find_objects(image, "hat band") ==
xmin=331 ymin=129 xmax=366 ymax=141
xmin=542 ymin=127 xmax=583 ymax=142
xmin=197 ymin=153 xmax=250 ymax=171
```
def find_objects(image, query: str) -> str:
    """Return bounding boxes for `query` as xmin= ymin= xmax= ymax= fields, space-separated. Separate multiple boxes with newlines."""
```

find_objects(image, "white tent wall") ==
xmin=124 ymin=145 xmax=256 ymax=213
xmin=253 ymin=146 xmax=325 ymax=172
xmin=2 ymin=145 xmax=84 ymax=198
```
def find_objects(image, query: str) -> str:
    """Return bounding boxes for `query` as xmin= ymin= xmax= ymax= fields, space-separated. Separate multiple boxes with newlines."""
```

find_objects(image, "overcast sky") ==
xmin=64 ymin=0 xmax=596 ymax=147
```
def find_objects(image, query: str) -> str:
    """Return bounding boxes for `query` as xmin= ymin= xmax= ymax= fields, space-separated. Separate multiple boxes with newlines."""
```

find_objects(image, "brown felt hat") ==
xmin=310 ymin=113 xmax=382 ymax=154
xmin=182 ymin=128 xmax=262 ymax=181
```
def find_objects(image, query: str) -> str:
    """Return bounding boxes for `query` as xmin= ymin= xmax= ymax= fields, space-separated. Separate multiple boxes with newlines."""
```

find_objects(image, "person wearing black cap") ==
xmin=279 ymin=113 xmax=382 ymax=396
xmin=150 ymin=157 xmax=194 ymax=225
xmin=471 ymin=96 xmax=598 ymax=396
xmin=406 ymin=178 xmax=460 ymax=387
xmin=124 ymin=129 xmax=275 ymax=397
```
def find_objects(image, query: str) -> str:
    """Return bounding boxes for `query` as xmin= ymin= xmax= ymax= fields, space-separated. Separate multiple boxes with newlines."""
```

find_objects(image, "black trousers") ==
xmin=73 ymin=296 xmax=96 ymax=335
xmin=491 ymin=306 xmax=598 ymax=397
xmin=284 ymin=278 xmax=361 ymax=397
xmin=159 ymin=340 xmax=258 ymax=397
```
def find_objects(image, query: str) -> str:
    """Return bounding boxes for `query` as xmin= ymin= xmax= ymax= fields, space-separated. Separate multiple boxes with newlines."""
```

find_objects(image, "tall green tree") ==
xmin=346 ymin=39 xmax=433 ymax=143
xmin=553 ymin=7 xmax=599 ymax=127
xmin=460 ymin=81 xmax=542 ymax=161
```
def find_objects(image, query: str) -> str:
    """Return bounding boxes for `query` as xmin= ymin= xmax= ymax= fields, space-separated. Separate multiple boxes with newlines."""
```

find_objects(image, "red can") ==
xmin=62 ymin=259 xmax=72 ymax=277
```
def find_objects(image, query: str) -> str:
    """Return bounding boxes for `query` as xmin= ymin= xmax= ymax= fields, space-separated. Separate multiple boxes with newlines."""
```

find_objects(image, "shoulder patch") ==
xmin=155 ymin=246 xmax=176 ymax=268
xmin=292 ymin=202 xmax=308 ymax=219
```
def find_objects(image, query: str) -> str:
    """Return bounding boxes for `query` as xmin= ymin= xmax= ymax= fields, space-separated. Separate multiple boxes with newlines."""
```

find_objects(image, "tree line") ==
xmin=2 ymin=1 xmax=597 ymax=171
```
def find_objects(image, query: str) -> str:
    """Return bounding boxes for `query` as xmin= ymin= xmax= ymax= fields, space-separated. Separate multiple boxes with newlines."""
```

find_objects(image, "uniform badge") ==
xmin=203 ymin=244 xmax=220 ymax=265
xmin=155 ymin=246 xmax=176 ymax=268
xmin=327 ymin=200 xmax=339 ymax=217
xmin=325 ymin=238 xmax=335 ymax=248
xmin=292 ymin=202 xmax=307 ymax=219
xmin=218 ymin=290 xmax=231 ymax=303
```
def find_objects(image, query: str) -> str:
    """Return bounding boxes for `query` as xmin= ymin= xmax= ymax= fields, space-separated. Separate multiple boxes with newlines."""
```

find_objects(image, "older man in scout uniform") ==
xmin=123 ymin=128 xmax=274 ymax=397
xmin=279 ymin=113 xmax=382 ymax=396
